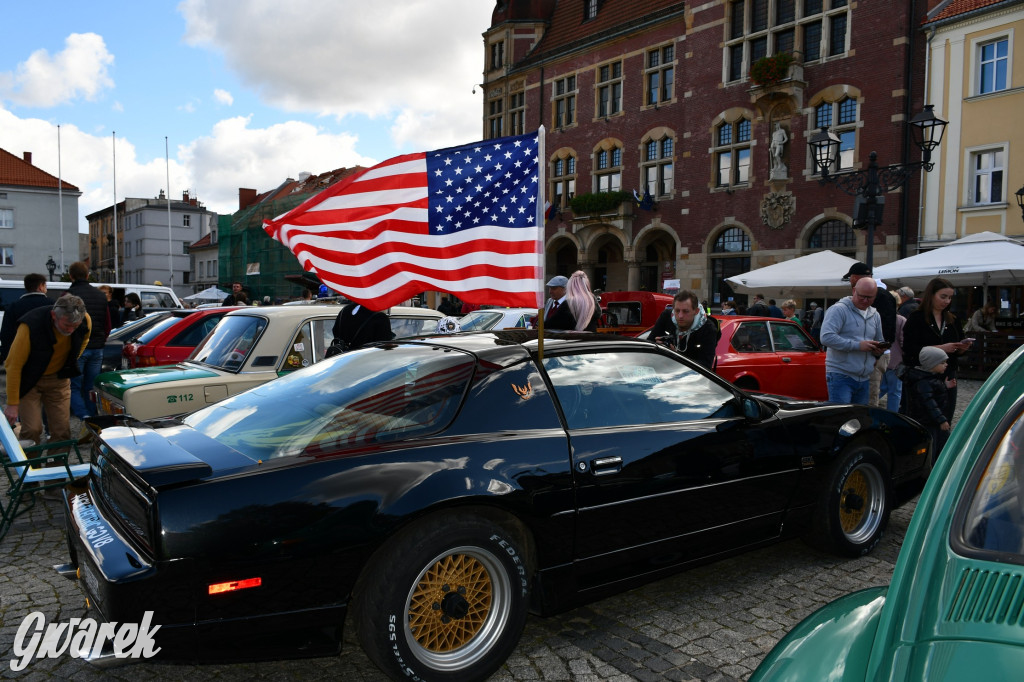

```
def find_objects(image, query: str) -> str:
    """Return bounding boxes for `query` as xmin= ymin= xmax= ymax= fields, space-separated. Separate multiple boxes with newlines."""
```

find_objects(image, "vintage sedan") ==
xmin=458 ymin=306 xmax=536 ymax=331
xmin=93 ymin=305 xmax=441 ymax=420
xmin=65 ymin=331 xmax=930 ymax=680
xmin=751 ymin=344 xmax=1024 ymax=681
xmin=121 ymin=308 xmax=229 ymax=368
xmin=714 ymin=315 xmax=827 ymax=401
xmin=640 ymin=316 xmax=827 ymax=401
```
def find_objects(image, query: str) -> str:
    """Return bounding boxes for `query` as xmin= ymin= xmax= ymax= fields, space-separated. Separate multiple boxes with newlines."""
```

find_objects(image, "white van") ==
xmin=0 ymin=280 xmax=183 ymax=327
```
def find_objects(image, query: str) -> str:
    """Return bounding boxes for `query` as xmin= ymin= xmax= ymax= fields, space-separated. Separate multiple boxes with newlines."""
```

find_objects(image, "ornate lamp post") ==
xmin=1015 ymin=184 xmax=1024 ymax=223
xmin=45 ymin=255 xmax=56 ymax=282
xmin=809 ymin=104 xmax=948 ymax=269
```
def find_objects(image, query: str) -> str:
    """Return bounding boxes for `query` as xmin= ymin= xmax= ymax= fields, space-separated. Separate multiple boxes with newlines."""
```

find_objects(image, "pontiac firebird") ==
xmin=62 ymin=331 xmax=930 ymax=681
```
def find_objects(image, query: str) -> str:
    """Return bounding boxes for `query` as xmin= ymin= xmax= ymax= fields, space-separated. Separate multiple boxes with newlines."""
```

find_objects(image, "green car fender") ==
xmin=750 ymin=586 xmax=887 ymax=682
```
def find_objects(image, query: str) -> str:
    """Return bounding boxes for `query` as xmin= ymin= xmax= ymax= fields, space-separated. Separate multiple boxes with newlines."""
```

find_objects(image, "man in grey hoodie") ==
xmin=820 ymin=277 xmax=885 ymax=404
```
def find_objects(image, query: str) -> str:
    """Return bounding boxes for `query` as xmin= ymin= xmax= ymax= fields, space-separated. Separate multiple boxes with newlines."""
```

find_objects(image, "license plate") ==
xmin=79 ymin=559 xmax=102 ymax=609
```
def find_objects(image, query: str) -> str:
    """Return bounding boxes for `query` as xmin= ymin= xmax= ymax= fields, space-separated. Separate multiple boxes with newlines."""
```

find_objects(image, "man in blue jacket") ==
xmin=820 ymin=277 xmax=885 ymax=404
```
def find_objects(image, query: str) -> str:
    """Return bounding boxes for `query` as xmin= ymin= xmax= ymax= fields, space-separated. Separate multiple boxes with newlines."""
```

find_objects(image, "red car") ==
xmin=713 ymin=315 xmax=827 ymax=401
xmin=121 ymin=308 xmax=230 ymax=369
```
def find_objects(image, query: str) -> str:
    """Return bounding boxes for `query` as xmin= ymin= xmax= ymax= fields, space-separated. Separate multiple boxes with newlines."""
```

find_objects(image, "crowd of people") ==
xmin=0 ymin=260 xmax=1002 ymax=464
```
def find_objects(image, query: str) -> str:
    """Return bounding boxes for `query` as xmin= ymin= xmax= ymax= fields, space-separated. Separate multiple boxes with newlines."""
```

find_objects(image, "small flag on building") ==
xmin=264 ymin=131 xmax=544 ymax=310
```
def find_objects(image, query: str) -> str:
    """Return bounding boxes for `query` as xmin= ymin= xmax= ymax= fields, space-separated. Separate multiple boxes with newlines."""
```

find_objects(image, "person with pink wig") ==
xmin=545 ymin=271 xmax=600 ymax=331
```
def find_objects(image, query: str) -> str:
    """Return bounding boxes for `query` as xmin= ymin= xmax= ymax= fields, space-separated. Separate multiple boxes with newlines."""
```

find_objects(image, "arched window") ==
xmin=710 ymin=227 xmax=751 ymax=306
xmin=814 ymin=96 xmax=858 ymax=172
xmin=808 ymin=219 xmax=856 ymax=254
xmin=550 ymin=152 xmax=577 ymax=210
xmin=595 ymin=145 xmax=622 ymax=192
xmin=714 ymin=119 xmax=752 ymax=187
xmin=642 ymin=136 xmax=674 ymax=197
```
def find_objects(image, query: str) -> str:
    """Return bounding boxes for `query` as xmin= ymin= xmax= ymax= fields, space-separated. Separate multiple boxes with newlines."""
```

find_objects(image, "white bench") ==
xmin=0 ymin=415 xmax=91 ymax=541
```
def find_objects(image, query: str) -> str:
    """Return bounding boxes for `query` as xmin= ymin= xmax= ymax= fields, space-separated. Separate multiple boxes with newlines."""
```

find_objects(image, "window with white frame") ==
xmin=645 ymin=44 xmax=675 ymax=106
xmin=595 ymin=146 xmax=622 ymax=192
xmin=714 ymin=119 xmax=752 ymax=187
xmin=585 ymin=0 xmax=600 ymax=21
xmin=977 ymin=38 xmax=1009 ymax=95
xmin=0 ymin=209 xmax=12 ymax=229
xmin=553 ymin=75 xmax=577 ymax=128
xmin=0 ymin=247 xmax=13 ymax=266
xmin=508 ymin=91 xmax=525 ymax=136
xmin=490 ymin=40 xmax=505 ymax=71
xmin=726 ymin=0 xmax=849 ymax=82
xmin=488 ymin=98 xmax=503 ymax=139
xmin=596 ymin=61 xmax=623 ymax=118
xmin=642 ymin=136 xmax=674 ymax=197
xmin=550 ymin=153 xmax=577 ymax=209
xmin=814 ymin=96 xmax=858 ymax=171
xmin=969 ymin=148 xmax=1005 ymax=205
xmin=183 ymin=214 xmax=191 ymax=227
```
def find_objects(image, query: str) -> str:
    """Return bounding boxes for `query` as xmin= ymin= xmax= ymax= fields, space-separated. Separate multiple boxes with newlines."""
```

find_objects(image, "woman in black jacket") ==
xmin=900 ymin=277 xmax=972 ymax=422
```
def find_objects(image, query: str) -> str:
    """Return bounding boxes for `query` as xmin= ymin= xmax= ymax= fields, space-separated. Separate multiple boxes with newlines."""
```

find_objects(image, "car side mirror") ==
xmin=742 ymin=397 xmax=762 ymax=421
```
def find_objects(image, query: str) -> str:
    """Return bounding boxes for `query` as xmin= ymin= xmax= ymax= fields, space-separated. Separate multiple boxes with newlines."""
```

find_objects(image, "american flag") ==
xmin=264 ymin=131 xmax=544 ymax=310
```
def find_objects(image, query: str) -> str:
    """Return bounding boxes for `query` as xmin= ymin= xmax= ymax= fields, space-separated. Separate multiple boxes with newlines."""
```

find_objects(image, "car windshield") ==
xmin=183 ymin=344 xmax=475 ymax=461
xmin=189 ymin=315 xmax=268 ymax=371
xmin=460 ymin=311 xmax=505 ymax=331
xmin=960 ymin=407 xmax=1024 ymax=558
xmin=390 ymin=315 xmax=440 ymax=338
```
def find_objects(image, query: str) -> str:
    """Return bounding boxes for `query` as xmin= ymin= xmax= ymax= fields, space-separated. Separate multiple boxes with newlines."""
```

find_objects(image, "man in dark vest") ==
xmin=66 ymin=261 xmax=111 ymax=418
xmin=3 ymin=296 xmax=90 ymax=444
xmin=0 ymin=273 xmax=51 ymax=363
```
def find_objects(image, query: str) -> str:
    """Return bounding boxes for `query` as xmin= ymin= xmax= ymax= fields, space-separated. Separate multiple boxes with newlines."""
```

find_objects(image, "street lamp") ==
xmin=1015 ymin=184 xmax=1024 ymax=223
xmin=809 ymin=104 xmax=948 ymax=269
xmin=45 ymin=256 xmax=56 ymax=281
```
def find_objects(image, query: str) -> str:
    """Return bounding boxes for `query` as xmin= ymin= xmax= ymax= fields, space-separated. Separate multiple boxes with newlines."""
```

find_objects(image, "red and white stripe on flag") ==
xmin=264 ymin=131 xmax=544 ymax=310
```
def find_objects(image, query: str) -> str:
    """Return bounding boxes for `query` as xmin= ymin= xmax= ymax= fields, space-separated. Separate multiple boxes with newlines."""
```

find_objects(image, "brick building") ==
xmin=483 ymin=0 xmax=935 ymax=307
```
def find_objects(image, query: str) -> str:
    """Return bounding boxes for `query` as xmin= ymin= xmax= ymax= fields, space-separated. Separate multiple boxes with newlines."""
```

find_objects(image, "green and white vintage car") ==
xmin=93 ymin=305 xmax=442 ymax=420
xmin=752 ymin=343 xmax=1024 ymax=682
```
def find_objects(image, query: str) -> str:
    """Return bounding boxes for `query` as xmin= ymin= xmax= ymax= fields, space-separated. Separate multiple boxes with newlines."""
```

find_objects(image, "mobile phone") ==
xmin=962 ymin=338 xmax=975 ymax=345
xmin=876 ymin=341 xmax=891 ymax=349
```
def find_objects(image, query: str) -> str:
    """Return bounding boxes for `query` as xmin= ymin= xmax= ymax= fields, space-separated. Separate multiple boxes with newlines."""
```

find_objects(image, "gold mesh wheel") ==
xmin=403 ymin=545 xmax=513 ymax=671
xmin=838 ymin=462 xmax=885 ymax=544
xmin=408 ymin=552 xmax=493 ymax=652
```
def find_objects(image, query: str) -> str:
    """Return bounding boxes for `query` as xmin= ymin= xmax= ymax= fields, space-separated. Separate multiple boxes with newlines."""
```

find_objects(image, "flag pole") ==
xmin=166 ymin=136 xmax=173 ymax=288
xmin=535 ymin=126 xmax=546 ymax=360
xmin=57 ymin=125 xmax=64 ymax=273
xmin=112 ymin=131 xmax=119 ymax=283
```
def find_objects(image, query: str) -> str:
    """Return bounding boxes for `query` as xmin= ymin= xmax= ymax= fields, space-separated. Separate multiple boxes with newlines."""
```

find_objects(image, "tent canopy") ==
xmin=874 ymin=231 xmax=1024 ymax=290
xmin=184 ymin=285 xmax=229 ymax=302
xmin=725 ymin=250 xmax=860 ymax=300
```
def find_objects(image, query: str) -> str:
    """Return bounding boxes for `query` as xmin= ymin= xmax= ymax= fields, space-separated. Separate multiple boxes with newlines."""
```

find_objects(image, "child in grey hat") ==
xmin=905 ymin=346 xmax=952 ymax=467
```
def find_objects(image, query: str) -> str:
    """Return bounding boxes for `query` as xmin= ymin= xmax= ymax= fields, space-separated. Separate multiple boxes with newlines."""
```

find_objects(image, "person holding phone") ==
xmin=901 ymin=277 xmax=970 ymax=422
xmin=820 ymin=276 xmax=885 ymax=405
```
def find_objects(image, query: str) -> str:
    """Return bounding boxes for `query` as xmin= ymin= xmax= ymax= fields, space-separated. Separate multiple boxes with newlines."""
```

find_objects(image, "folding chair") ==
xmin=0 ymin=416 xmax=91 ymax=542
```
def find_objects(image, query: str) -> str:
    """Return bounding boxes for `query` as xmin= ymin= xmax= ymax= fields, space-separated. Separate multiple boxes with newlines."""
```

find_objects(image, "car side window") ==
xmin=769 ymin=321 xmax=817 ymax=352
xmin=543 ymin=350 xmax=736 ymax=429
xmin=172 ymin=315 xmax=222 ymax=347
xmin=313 ymin=319 xmax=334 ymax=361
xmin=446 ymin=360 xmax=561 ymax=434
xmin=960 ymin=406 xmax=1024 ymax=559
xmin=284 ymin=321 xmax=315 ymax=370
xmin=732 ymin=321 xmax=770 ymax=353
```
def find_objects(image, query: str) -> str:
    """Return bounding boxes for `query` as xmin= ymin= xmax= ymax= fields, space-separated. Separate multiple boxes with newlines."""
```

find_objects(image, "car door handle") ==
xmin=591 ymin=456 xmax=622 ymax=476
xmin=781 ymin=356 xmax=792 ymax=362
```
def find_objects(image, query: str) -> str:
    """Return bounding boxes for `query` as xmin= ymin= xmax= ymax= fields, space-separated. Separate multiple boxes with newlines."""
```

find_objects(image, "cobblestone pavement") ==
xmin=0 ymin=380 xmax=983 ymax=680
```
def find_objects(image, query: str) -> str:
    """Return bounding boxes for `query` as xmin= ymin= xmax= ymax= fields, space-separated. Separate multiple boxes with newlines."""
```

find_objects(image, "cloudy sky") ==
xmin=0 ymin=0 xmax=495 ymax=232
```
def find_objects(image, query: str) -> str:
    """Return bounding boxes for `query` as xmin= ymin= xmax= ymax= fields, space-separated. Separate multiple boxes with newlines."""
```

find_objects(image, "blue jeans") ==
xmin=826 ymin=372 xmax=870 ymax=405
xmin=70 ymin=348 xmax=103 ymax=418
xmin=879 ymin=368 xmax=903 ymax=412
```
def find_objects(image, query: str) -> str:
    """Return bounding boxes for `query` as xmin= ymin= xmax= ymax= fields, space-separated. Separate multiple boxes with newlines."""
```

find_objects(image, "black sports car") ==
xmin=63 ymin=331 xmax=930 ymax=680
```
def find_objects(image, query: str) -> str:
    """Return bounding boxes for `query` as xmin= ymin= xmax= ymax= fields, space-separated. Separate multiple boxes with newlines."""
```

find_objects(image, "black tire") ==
xmin=353 ymin=515 xmax=529 ymax=681
xmin=808 ymin=445 xmax=891 ymax=557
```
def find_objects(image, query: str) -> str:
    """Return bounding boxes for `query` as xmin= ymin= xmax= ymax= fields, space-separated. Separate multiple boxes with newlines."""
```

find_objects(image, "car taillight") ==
xmin=208 ymin=577 xmax=262 ymax=595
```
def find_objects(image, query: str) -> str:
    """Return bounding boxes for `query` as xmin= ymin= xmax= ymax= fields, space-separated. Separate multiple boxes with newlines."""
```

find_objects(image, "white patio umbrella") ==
xmin=874 ymin=232 xmax=1024 ymax=293
xmin=183 ymin=285 xmax=230 ymax=302
xmin=725 ymin=250 xmax=862 ymax=300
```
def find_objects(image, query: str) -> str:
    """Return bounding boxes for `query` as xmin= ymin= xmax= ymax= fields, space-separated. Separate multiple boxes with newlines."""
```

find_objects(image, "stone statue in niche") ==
xmin=770 ymin=123 xmax=788 ymax=179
